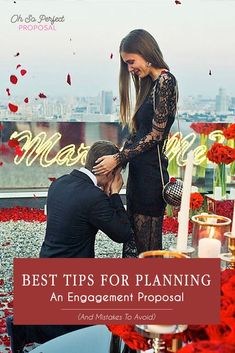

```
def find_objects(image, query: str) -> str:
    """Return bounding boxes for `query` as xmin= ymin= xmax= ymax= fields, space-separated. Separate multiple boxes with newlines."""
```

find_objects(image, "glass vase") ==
xmin=197 ymin=133 xmax=208 ymax=178
xmin=213 ymin=163 xmax=226 ymax=200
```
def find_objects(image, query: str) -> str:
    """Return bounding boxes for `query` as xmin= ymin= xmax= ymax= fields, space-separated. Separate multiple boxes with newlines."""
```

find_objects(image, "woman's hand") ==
xmin=92 ymin=154 xmax=118 ymax=175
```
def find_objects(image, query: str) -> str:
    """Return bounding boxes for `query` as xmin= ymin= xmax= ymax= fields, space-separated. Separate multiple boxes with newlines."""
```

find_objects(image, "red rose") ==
xmin=190 ymin=123 xmax=218 ymax=135
xmin=206 ymin=317 xmax=235 ymax=344
xmin=220 ymin=295 xmax=234 ymax=312
xmin=8 ymin=138 xmax=19 ymax=148
xmin=190 ymin=192 xmax=204 ymax=210
xmin=207 ymin=143 xmax=235 ymax=165
xmin=223 ymin=123 xmax=235 ymax=140
xmin=106 ymin=325 xmax=151 ymax=351
xmin=186 ymin=324 xmax=209 ymax=342
xmin=221 ymin=272 xmax=235 ymax=300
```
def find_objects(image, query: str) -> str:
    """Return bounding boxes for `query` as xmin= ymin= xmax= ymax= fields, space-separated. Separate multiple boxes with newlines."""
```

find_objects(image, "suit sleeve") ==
xmin=89 ymin=193 xmax=132 ymax=243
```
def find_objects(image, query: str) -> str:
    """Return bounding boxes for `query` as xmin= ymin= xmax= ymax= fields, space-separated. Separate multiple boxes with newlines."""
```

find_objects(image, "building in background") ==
xmin=100 ymin=91 xmax=113 ymax=114
xmin=216 ymin=88 xmax=229 ymax=115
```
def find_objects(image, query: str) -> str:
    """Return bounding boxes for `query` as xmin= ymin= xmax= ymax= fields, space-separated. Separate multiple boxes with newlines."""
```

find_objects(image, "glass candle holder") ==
xmin=220 ymin=232 xmax=235 ymax=269
xmin=139 ymin=250 xmax=189 ymax=259
xmin=191 ymin=213 xmax=231 ymax=258
xmin=136 ymin=250 xmax=188 ymax=353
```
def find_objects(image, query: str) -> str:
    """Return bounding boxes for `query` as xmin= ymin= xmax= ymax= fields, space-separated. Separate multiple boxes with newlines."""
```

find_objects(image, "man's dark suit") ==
xmin=9 ymin=170 xmax=132 ymax=351
xmin=40 ymin=169 xmax=132 ymax=258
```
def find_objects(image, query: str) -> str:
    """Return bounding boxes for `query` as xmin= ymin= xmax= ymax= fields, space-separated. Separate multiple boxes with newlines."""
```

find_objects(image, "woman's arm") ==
xmin=116 ymin=73 xmax=177 ymax=166
xmin=93 ymin=73 xmax=176 ymax=175
xmin=92 ymin=134 xmax=137 ymax=174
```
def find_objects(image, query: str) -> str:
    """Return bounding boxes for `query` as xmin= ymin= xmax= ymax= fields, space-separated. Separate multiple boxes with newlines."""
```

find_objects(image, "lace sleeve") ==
xmin=116 ymin=73 xmax=177 ymax=165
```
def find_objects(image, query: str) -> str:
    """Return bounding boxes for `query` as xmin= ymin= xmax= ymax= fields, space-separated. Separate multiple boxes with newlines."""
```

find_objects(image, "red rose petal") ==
xmin=0 ymin=162 xmax=3 ymax=167
xmin=110 ymin=53 xmax=113 ymax=59
xmin=14 ymin=146 xmax=24 ymax=156
xmin=14 ymin=52 xmax=20 ymax=57
xmin=16 ymin=64 xmax=21 ymax=69
xmin=48 ymin=177 xmax=57 ymax=182
xmin=39 ymin=92 xmax=47 ymax=98
xmin=2 ymin=241 xmax=11 ymax=246
xmin=8 ymin=103 xmax=18 ymax=113
xmin=24 ymin=97 xmax=29 ymax=103
xmin=67 ymin=73 xmax=71 ymax=86
xmin=10 ymin=75 xmax=18 ymax=85
xmin=0 ymin=144 xmax=7 ymax=152
xmin=0 ymin=206 xmax=46 ymax=222
xmin=8 ymin=138 xmax=19 ymax=148
xmin=20 ymin=69 xmax=27 ymax=76
xmin=6 ymin=88 xmax=11 ymax=96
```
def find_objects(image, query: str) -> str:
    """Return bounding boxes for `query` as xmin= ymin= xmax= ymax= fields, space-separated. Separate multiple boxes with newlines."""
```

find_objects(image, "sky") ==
xmin=0 ymin=0 xmax=235 ymax=99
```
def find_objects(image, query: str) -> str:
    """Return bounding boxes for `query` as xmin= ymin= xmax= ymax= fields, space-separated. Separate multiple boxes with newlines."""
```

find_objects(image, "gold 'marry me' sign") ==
xmin=10 ymin=129 xmax=225 ymax=168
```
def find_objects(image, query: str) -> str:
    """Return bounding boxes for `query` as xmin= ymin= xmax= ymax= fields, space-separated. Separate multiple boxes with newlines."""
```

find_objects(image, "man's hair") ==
xmin=85 ymin=140 xmax=119 ymax=171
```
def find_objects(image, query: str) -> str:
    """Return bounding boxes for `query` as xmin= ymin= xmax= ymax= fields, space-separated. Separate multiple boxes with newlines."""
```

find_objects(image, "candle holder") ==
xmin=191 ymin=213 xmax=231 ymax=258
xmin=136 ymin=324 xmax=187 ymax=353
xmin=139 ymin=250 xmax=190 ymax=259
xmin=136 ymin=250 xmax=188 ymax=353
xmin=169 ymin=245 xmax=195 ymax=257
xmin=220 ymin=232 xmax=235 ymax=269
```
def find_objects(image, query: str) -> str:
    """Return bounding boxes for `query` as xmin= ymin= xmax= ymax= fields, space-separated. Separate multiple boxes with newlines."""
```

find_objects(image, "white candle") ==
xmin=176 ymin=150 xmax=194 ymax=251
xmin=198 ymin=238 xmax=221 ymax=258
xmin=44 ymin=204 xmax=47 ymax=215
xmin=231 ymin=200 xmax=235 ymax=236
xmin=230 ymin=188 xmax=235 ymax=200
xmin=214 ymin=186 xmax=222 ymax=201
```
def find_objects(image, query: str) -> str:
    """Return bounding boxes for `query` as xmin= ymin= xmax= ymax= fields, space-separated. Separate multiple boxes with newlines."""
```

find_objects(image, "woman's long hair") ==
xmin=119 ymin=29 xmax=169 ymax=132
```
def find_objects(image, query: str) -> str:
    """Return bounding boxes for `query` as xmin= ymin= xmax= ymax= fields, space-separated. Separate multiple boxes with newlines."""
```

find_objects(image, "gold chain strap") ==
xmin=152 ymin=77 xmax=181 ymax=188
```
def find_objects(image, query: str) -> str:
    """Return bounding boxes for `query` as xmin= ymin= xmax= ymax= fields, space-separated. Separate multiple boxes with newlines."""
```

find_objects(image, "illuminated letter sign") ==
xmin=10 ymin=130 xmax=89 ymax=167
xmin=10 ymin=129 xmax=224 ymax=168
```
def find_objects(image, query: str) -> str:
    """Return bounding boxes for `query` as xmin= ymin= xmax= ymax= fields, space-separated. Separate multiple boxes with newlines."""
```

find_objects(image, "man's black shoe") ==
xmin=6 ymin=315 xmax=26 ymax=353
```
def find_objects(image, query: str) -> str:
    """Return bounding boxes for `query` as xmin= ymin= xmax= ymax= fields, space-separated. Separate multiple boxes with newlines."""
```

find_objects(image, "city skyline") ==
xmin=1 ymin=86 xmax=234 ymax=123
xmin=0 ymin=0 xmax=235 ymax=100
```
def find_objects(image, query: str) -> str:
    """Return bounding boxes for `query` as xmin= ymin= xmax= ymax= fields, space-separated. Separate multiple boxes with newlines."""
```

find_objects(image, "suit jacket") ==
xmin=40 ymin=169 xmax=132 ymax=258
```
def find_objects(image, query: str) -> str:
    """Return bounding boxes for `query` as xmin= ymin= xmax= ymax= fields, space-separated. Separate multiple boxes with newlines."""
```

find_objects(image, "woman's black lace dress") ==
xmin=117 ymin=71 xmax=177 ymax=257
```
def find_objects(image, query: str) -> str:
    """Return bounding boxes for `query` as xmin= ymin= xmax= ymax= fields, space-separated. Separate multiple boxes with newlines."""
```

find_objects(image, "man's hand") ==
xmin=101 ymin=177 xmax=114 ymax=196
xmin=110 ymin=171 xmax=123 ymax=194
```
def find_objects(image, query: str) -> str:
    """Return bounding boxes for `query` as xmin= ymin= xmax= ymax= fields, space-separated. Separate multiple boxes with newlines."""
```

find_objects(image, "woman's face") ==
xmin=121 ymin=52 xmax=150 ymax=78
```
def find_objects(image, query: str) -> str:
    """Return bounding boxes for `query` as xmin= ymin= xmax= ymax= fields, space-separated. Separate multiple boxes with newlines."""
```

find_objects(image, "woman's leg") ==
xmin=132 ymin=213 xmax=164 ymax=254
xmin=122 ymin=211 xmax=138 ymax=258
xmin=122 ymin=232 xmax=138 ymax=258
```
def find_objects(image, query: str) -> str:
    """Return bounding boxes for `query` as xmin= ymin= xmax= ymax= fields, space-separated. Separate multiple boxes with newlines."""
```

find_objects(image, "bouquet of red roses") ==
xmin=107 ymin=270 xmax=235 ymax=353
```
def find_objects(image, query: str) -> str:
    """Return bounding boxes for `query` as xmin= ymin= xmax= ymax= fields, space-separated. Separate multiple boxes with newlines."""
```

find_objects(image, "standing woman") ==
xmin=93 ymin=29 xmax=178 ymax=255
